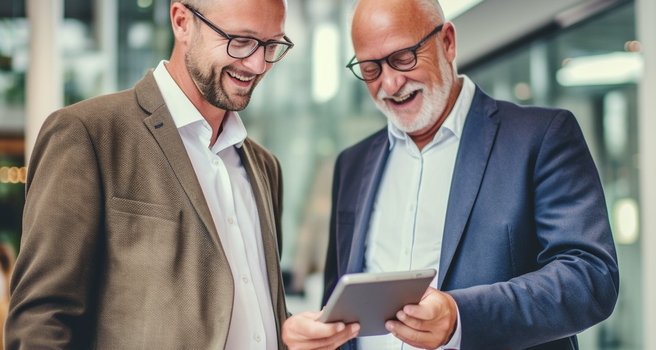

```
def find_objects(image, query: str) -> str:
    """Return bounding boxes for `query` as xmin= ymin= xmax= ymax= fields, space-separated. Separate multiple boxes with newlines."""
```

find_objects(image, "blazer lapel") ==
xmin=438 ymin=88 xmax=500 ymax=288
xmin=346 ymin=132 xmax=390 ymax=274
xmin=238 ymin=143 xmax=281 ymax=307
xmin=135 ymin=73 xmax=222 ymax=251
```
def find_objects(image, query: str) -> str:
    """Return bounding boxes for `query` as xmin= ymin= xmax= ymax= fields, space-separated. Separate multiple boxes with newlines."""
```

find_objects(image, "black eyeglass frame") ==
xmin=346 ymin=24 xmax=444 ymax=82
xmin=183 ymin=4 xmax=294 ymax=63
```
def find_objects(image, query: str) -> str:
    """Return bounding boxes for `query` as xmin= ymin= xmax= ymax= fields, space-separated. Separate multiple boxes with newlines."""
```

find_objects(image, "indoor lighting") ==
xmin=137 ymin=0 xmax=152 ymax=9
xmin=613 ymin=198 xmax=639 ymax=245
xmin=312 ymin=23 xmax=340 ymax=103
xmin=556 ymin=52 xmax=643 ymax=86
xmin=0 ymin=166 xmax=27 ymax=184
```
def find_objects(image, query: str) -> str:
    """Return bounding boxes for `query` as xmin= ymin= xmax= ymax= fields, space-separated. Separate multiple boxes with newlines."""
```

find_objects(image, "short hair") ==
xmin=171 ymin=0 xmax=287 ymax=13
xmin=171 ymin=0 xmax=204 ymax=12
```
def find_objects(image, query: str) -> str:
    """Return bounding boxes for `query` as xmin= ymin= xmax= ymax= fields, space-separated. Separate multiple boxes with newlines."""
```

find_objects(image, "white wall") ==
xmin=454 ymin=0 xmax=607 ymax=66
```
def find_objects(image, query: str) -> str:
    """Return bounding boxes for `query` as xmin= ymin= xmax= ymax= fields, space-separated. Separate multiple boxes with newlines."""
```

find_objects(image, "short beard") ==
xmin=375 ymin=56 xmax=454 ymax=134
xmin=185 ymin=49 xmax=257 ymax=111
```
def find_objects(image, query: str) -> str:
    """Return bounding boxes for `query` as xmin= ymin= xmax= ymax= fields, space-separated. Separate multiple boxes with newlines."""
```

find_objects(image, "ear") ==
xmin=170 ymin=2 xmax=194 ymax=43
xmin=441 ymin=22 xmax=457 ymax=63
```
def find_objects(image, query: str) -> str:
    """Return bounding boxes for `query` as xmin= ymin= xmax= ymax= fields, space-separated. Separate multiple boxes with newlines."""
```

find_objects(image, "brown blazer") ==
xmin=5 ymin=72 xmax=288 ymax=349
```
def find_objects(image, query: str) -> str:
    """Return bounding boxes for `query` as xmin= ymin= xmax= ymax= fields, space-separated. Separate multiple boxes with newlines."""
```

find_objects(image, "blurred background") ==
xmin=0 ymin=0 xmax=654 ymax=348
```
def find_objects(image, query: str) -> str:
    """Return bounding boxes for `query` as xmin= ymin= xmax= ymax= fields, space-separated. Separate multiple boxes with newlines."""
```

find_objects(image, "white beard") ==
xmin=374 ymin=57 xmax=454 ymax=134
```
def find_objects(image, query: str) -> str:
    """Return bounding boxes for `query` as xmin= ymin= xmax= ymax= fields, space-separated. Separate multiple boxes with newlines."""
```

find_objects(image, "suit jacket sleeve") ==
xmin=322 ymin=152 xmax=343 ymax=307
xmin=449 ymin=110 xmax=619 ymax=349
xmin=6 ymin=111 xmax=103 ymax=349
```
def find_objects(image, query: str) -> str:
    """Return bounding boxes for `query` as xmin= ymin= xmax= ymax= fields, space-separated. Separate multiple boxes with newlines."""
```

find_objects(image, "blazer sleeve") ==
xmin=6 ymin=112 xmax=103 ymax=349
xmin=322 ymin=152 xmax=343 ymax=307
xmin=449 ymin=110 xmax=619 ymax=349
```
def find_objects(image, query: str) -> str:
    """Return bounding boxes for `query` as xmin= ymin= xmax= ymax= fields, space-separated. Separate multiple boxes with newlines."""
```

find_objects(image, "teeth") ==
xmin=392 ymin=90 xmax=417 ymax=103
xmin=227 ymin=71 xmax=255 ymax=82
xmin=393 ymin=93 xmax=412 ymax=102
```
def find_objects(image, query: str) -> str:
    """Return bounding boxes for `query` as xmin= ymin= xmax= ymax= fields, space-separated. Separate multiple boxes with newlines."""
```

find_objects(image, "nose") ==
xmin=379 ymin=63 xmax=406 ymax=97
xmin=240 ymin=45 xmax=268 ymax=75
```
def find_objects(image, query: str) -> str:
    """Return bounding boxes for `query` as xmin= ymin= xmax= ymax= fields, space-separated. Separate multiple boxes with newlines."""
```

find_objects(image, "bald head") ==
xmin=171 ymin=0 xmax=287 ymax=13
xmin=352 ymin=0 xmax=444 ymax=49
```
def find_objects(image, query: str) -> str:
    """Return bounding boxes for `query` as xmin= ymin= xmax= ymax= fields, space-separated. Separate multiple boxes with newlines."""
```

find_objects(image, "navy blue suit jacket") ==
xmin=322 ymin=87 xmax=619 ymax=349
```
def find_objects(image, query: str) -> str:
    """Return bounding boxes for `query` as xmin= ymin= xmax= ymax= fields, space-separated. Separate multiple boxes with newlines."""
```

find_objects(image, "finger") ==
xmin=399 ymin=306 xmax=456 ymax=338
xmin=301 ymin=313 xmax=348 ymax=339
xmin=396 ymin=310 xmax=427 ymax=331
xmin=296 ymin=323 xmax=359 ymax=350
xmin=403 ymin=301 xmax=438 ymax=321
xmin=328 ymin=323 xmax=360 ymax=348
xmin=283 ymin=312 xmax=347 ymax=344
xmin=403 ymin=291 xmax=446 ymax=320
xmin=296 ymin=322 xmax=346 ymax=341
xmin=385 ymin=320 xmax=435 ymax=349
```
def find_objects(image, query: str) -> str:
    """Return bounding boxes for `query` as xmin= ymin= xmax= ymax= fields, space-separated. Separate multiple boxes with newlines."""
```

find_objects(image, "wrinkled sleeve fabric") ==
xmin=449 ymin=110 xmax=619 ymax=349
xmin=6 ymin=112 xmax=103 ymax=349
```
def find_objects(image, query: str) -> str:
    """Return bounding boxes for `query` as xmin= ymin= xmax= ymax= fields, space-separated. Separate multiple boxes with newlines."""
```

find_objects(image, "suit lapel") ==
xmin=238 ymin=143 xmax=281 ymax=307
xmin=135 ymin=73 xmax=222 ymax=251
xmin=438 ymin=88 xmax=500 ymax=288
xmin=346 ymin=132 xmax=390 ymax=274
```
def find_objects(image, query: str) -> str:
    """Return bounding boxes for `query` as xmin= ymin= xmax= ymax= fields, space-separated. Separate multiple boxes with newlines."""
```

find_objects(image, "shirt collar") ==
xmin=387 ymin=75 xmax=476 ymax=149
xmin=153 ymin=60 xmax=247 ymax=151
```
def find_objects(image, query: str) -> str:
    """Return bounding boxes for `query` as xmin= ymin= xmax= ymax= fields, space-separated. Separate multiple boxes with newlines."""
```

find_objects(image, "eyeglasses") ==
xmin=184 ymin=4 xmax=294 ymax=63
xmin=346 ymin=24 xmax=444 ymax=82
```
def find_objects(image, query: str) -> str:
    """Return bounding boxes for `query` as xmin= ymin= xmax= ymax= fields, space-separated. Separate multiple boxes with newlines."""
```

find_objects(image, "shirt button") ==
xmin=212 ymin=159 xmax=219 ymax=166
xmin=242 ymin=276 xmax=249 ymax=284
xmin=254 ymin=334 xmax=261 ymax=342
xmin=228 ymin=217 xmax=235 ymax=225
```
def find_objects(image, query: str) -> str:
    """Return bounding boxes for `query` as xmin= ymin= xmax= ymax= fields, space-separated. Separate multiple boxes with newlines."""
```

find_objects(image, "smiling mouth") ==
xmin=227 ymin=70 xmax=256 ymax=85
xmin=386 ymin=89 xmax=421 ymax=106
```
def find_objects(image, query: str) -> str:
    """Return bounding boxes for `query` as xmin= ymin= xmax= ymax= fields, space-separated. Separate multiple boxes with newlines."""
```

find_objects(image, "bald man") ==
xmin=282 ymin=0 xmax=618 ymax=349
xmin=6 ymin=0 xmax=293 ymax=348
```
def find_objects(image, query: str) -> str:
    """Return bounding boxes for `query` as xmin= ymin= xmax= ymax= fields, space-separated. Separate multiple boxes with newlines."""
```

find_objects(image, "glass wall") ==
xmin=465 ymin=2 xmax=640 ymax=349
xmin=240 ymin=0 xmax=385 ymax=301
xmin=0 ymin=0 xmax=26 ymax=278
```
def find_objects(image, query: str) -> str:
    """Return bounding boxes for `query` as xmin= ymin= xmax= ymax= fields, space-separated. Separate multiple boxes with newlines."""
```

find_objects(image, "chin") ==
xmin=384 ymin=110 xmax=433 ymax=134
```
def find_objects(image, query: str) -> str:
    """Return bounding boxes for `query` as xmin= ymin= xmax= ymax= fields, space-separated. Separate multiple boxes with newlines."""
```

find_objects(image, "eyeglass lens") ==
xmin=354 ymin=49 xmax=418 ymax=81
xmin=228 ymin=38 xmax=289 ymax=63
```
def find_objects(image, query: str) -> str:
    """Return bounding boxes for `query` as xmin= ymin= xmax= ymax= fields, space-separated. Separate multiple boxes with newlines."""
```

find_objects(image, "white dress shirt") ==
xmin=153 ymin=61 xmax=277 ymax=350
xmin=360 ymin=76 xmax=475 ymax=350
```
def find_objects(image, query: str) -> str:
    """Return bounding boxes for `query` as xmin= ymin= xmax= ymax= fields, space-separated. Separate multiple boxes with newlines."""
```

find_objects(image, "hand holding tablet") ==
xmin=318 ymin=268 xmax=437 ymax=336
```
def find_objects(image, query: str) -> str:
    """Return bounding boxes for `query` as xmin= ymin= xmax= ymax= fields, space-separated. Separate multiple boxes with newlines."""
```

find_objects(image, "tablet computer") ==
xmin=318 ymin=268 xmax=437 ymax=336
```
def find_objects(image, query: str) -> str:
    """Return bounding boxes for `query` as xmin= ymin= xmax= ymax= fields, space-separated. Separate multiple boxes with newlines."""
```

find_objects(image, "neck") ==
xmin=409 ymin=114 xmax=446 ymax=151
xmin=409 ymin=76 xmax=463 ymax=151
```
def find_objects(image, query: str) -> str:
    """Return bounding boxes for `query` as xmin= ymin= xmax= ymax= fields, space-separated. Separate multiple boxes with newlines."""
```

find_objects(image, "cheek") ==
xmin=412 ymin=62 xmax=444 ymax=88
xmin=422 ymin=51 xmax=450 ymax=81
xmin=366 ymin=83 xmax=380 ymax=99
xmin=197 ymin=40 xmax=237 ymax=67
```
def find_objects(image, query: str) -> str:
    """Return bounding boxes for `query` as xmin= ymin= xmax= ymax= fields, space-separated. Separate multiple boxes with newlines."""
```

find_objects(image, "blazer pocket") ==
xmin=106 ymin=197 xmax=181 ymax=271
xmin=109 ymin=196 xmax=180 ymax=223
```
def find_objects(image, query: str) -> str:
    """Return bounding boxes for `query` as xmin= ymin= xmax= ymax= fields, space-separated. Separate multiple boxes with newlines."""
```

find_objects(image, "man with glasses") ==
xmin=283 ymin=0 xmax=618 ymax=349
xmin=6 ymin=0 xmax=293 ymax=349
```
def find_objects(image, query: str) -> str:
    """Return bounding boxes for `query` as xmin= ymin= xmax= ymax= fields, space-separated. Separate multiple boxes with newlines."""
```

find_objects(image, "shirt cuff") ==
xmin=440 ymin=301 xmax=462 ymax=350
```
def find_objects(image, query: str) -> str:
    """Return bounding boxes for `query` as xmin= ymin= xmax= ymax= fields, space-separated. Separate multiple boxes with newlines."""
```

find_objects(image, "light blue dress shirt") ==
xmin=360 ymin=76 xmax=475 ymax=350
